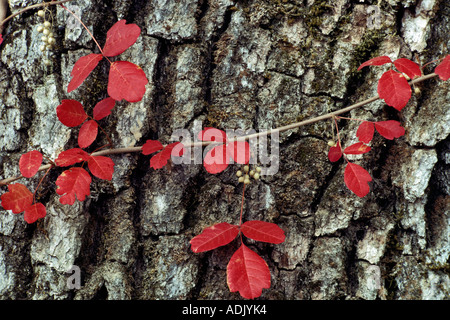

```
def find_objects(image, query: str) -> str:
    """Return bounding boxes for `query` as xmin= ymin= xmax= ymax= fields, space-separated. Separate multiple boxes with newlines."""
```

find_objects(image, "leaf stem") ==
xmin=239 ymin=184 xmax=246 ymax=227
xmin=335 ymin=115 xmax=371 ymax=122
xmin=59 ymin=3 xmax=104 ymax=56
xmin=32 ymin=165 xmax=53 ymax=203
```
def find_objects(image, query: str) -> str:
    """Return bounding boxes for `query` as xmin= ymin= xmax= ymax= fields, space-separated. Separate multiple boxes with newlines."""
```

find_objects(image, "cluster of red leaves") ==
xmin=140 ymin=127 xmax=251 ymax=173
xmin=330 ymin=54 xmax=450 ymax=198
xmin=358 ymin=54 xmax=450 ymax=110
xmin=141 ymin=140 xmax=184 ymax=170
xmin=1 ymin=150 xmax=47 ymax=223
xmin=328 ymin=120 xmax=405 ymax=197
xmin=68 ymin=20 xmax=148 ymax=102
xmin=57 ymin=98 xmax=115 ymax=148
xmin=54 ymin=98 xmax=117 ymax=205
xmin=190 ymin=220 xmax=285 ymax=299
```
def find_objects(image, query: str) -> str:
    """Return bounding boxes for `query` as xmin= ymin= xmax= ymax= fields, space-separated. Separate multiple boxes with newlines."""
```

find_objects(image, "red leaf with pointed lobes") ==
xmin=55 ymin=148 xmax=90 ymax=167
xmin=203 ymin=144 xmax=229 ymax=174
xmin=0 ymin=34 xmax=3 ymax=45
xmin=93 ymin=97 xmax=116 ymax=121
xmin=78 ymin=120 xmax=98 ymax=149
xmin=377 ymin=70 xmax=412 ymax=111
xmin=19 ymin=150 xmax=43 ymax=178
xmin=344 ymin=162 xmax=372 ymax=198
xmin=55 ymin=167 xmax=92 ymax=205
xmin=102 ymin=20 xmax=141 ymax=57
xmin=374 ymin=120 xmax=405 ymax=140
xmin=190 ymin=222 xmax=239 ymax=253
xmin=357 ymin=56 xmax=392 ymax=71
xmin=227 ymin=243 xmax=271 ymax=299
xmin=343 ymin=142 xmax=371 ymax=155
xmin=149 ymin=142 xmax=184 ymax=170
xmin=356 ymin=121 xmax=375 ymax=144
xmin=24 ymin=202 xmax=46 ymax=224
xmin=240 ymin=220 xmax=285 ymax=244
xmin=328 ymin=141 xmax=342 ymax=162
xmin=108 ymin=61 xmax=148 ymax=102
xmin=67 ymin=53 xmax=103 ymax=93
xmin=434 ymin=54 xmax=450 ymax=81
xmin=142 ymin=139 xmax=163 ymax=155
xmin=394 ymin=58 xmax=422 ymax=80
xmin=88 ymin=156 xmax=115 ymax=180
xmin=56 ymin=99 xmax=88 ymax=127
xmin=1 ymin=183 xmax=33 ymax=214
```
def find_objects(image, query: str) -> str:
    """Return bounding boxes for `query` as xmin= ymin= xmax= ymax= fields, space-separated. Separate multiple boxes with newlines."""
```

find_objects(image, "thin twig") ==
xmin=59 ymin=3 xmax=104 ymax=55
xmin=0 ymin=0 xmax=75 ymax=28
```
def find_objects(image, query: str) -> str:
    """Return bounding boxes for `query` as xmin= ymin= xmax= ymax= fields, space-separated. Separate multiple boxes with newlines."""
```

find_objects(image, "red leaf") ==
xmin=108 ymin=61 xmax=148 ymax=102
xmin=190 ymin=222 xmax=239 ymax=253
xmin=203 ymin=144 xmax=230 ymax=174
xmin=19 ymin=150 xmax=43 ymax=178
xmin=67 ymin=53 xmax=103 ymax=93
xmin=142 ymin=139 xmax=163 ymax=155
xmin=377 ymin=70 xmax=412 ymax=111
xmin=55 ymin=148 xmax=91 ymax=167
xmin=435 ymin=54 xmax=450 ymax=81
xmin=78 ymin=120 xmax=98 ymax=149
xmin=149 ymin=142 xmax=183 ymax=170
xmin=227 ymin=243 xmax=271 ymax=299
xmin=227 ymin=141 xmax=250 ymax=165
xmin=374 ymin=120 xmax=405 ymax=140
xmin=198 ymin=128 xmax=228 ymax=143
xmin=343 ymin=142 xmax=371 ymax=155
xmin=356 ymin=121 xmax=375 ymax=144
xmin=357 ymin=56 xmax=392 ymax=71
xmin=394 ymin=58 xmax=422 ymax=79
xmin=240 ymin=220 xmax=285 ymax=244
xmin=102 ymin=20 xmax=141 ymax=57
xmin=0 ymin=34 xmax=3 ymax=45
xmin=171 ymin=142 xmax=185 ymax=157
xmin=0 ymin=183 xmax=33 ymax=214
xmin=56 ymin=99 xmax=88 ymax=127
xmin=344 ymin=162 xmax=372 ymax=198
xmin=55 ymin=167 xmax=92 ymax=205
xmin=93 ymin=97 xmax=116 ymax=121
xmin=328 ymin=141 xmax=342 ymax=162
xmin=24 ymin=202 xmax=46 ymax=224
xmin=88 ymin=156 xmax=115 ymax=180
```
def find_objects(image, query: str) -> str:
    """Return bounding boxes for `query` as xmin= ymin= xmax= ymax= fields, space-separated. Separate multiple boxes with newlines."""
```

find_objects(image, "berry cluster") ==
xmin=236 ymin=165 xmax=261 ymax=184
xmin=36 ymin=9 xmax=56 ymax=65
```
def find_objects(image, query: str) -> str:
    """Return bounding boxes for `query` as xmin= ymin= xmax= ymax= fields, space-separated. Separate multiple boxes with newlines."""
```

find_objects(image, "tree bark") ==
xmin=0 ymin=0 xmax=449 ymax=300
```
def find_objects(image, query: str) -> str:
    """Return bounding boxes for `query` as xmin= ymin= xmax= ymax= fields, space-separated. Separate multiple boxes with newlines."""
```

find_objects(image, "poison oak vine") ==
xmin=0 ymin=1 xmax=449 ymax=299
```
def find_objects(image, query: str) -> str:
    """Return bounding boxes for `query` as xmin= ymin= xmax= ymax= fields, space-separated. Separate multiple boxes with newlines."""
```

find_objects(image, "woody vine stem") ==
xmin=0 ymin=72 xmax=440 ymax=186
xmin=0 ymin=1 xmax=441 ymax=186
